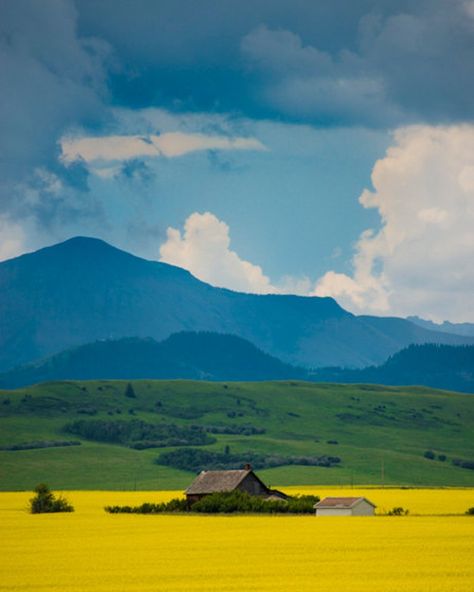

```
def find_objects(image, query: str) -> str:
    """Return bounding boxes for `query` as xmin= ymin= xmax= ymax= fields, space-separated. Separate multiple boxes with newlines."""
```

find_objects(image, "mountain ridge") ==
xmin=408 ymin=316 xmax=474 ymax=337
xmin=1 ymin=236 xmax=472 ymax=372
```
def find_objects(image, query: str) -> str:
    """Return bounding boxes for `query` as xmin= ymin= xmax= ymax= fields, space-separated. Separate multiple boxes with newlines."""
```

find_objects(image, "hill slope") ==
xmin=1 ymin=236 xmax=472 ymax=371
xmin=0 ymin=380 xmax=473 ymax=490
xmin=0 ymin=332 xmax=305 ymax=388
xmin=312 ymin=344 xmax=474 ymax=393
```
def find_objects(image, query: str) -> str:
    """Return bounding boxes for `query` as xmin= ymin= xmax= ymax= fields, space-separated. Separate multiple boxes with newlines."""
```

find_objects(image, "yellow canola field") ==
xmin=1 ymin=489 xmax=473 ymax=592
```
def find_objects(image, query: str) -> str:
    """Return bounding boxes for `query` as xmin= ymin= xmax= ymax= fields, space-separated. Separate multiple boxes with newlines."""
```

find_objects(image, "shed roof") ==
xmin=186 ymin=469 xmax=253 ymax=495
xmin=314 ymin=496 xmax=376 ymax=509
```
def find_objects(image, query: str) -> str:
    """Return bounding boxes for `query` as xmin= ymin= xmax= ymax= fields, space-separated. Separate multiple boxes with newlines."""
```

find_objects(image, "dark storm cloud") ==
xmin=1 ymin=0 xmax=474 ymax=240
xmin=0 ymin=0 xmax=109 ymax=222
xmin=75 ymin=0 xmax=474 ymax=126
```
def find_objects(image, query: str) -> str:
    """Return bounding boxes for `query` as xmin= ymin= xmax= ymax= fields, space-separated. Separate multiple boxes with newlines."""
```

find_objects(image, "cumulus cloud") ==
xmin=159 ymin=212 xmax=276 ymax=294
xmin=314 ymin=125 xmax=474 ymax=322
xmin=60 ymin=132 xmax=266 ymax=172
xmin=159 ymin=131 xmax=474 ymax=323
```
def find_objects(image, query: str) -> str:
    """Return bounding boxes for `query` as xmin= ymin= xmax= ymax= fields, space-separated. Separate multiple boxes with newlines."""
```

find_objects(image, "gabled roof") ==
xmin=186 ymin=469 xmax=254 ymax=495
xmin=314 ymin=496 xmax=376 ymax=509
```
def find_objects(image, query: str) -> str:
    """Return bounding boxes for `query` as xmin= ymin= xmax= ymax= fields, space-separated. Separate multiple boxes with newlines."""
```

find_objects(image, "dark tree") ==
xmin=29 ymin=483 xmax=74 ymax=514
xmin=125 ymin=383 xmax=136 ymax=398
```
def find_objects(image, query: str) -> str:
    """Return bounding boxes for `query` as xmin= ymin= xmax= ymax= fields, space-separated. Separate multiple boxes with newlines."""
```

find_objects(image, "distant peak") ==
xmin=35 ymin=236 xmax=137 ymax=260
xmin=54 ymin=236 xmax=116 ymax=249
xmin=62 ymin=235 xmax=109 ymax=244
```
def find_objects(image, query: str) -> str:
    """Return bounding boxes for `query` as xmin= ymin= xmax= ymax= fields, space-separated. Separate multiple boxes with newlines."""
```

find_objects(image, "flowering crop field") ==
xmin=1 ymin=489 xmax=473 ymax=592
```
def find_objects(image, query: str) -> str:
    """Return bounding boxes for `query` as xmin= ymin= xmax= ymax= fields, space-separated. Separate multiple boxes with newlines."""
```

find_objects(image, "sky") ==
xmin=1 ymin=0 xmax=474 ymax=322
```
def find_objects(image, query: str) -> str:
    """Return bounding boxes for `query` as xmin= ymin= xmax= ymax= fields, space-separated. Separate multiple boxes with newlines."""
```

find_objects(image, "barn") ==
xmin=185 ymin=465 xmax=288 ymax=505
xmin=313 ymin=496 xmax=376 ymax=516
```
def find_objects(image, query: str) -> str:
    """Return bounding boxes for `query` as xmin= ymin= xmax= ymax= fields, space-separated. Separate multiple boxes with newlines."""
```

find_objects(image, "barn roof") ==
xmin=186 ymin=469 xmax=255 ymax=495
xmin=314 ymin=496 xmax=376 ymax=509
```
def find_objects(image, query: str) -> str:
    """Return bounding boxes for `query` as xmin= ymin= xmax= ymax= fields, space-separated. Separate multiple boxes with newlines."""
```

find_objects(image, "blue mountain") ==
xmin=0 ymin=236 xmax=471 ymax=372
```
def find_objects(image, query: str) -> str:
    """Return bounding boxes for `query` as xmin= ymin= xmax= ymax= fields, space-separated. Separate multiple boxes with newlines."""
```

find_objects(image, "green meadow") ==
xmin=0 ymin=380 xmax=473 ymax=490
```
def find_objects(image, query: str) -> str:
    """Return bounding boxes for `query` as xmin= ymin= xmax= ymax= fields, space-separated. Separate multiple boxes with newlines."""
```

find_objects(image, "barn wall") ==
xmin=186 ymin=494 xmax=203 ymax=506
xmin=238 ymin=474 xmax=268 ymax=495
xmin=315 ymin=508 xmax=352 ymax=516
xmin=352 ymin=501 xmax=375 ymax=516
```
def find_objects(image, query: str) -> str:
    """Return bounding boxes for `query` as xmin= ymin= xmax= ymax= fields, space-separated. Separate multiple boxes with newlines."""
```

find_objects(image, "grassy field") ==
xmin=0 ymin=489 xmax=473 ymax=592
xmin=0 ymin=380 xmax=473 ymax=489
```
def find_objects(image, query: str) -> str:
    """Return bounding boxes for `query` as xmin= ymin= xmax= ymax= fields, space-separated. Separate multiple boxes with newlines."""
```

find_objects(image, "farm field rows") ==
xmin=1 ymin=489 xmax=473 ymax=592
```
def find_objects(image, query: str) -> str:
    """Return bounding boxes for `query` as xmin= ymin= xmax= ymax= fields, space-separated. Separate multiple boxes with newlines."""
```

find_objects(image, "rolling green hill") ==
xmin=312 ymin=344 xmax=474 ymax=393
xmin=0 ymin=380 xmax=473 ymax=490
xmin=0 ymin=332 xmax=305 ymax=388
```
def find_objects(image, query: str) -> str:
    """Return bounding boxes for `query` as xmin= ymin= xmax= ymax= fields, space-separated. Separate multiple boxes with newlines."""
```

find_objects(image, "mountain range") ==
xmin=1 ymin=332 xmax=473 ymax=393
xmin=1 ymin=236 xmax=473 ymax=372
xmin=408 ymin=316 xmax=474 ymax=337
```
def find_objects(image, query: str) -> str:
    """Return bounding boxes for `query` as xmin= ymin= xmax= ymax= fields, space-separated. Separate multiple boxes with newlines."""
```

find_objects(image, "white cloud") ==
xmin=60 ymin=131 xmax=266 ymax=170
xmin=159 ymin=129 xmax=474 ymax=323
xmin=159 ymin=212 xmax=276 ymax=294
xmin=0 ymin=216 xmax=27 ymax=261
xmin=314 ymin=125 xmax=474 ymax=322
xmin=61 ymin=135 xmax=157 ymax=163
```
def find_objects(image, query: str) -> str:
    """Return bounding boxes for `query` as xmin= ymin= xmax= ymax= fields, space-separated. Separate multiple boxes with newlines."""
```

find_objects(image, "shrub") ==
xmin=0 ymin=440 xmax=80 ymax=452
xmin=64 ymin=419 xmax=215 ymax=447
xmin=204 ymin=424 xmax=265 ymax=436
xmin=438 ymin=454 xmax=447 ymax=462
xmin=452 ymin=458 xmax=474 ymax=470
xmin=76 ymin=407 xmax=97 ymax=415
xmin=387 ymin=507 xmax=409 ymax=516
xmin=104 ymin=491 xmax=320 ymax=515
xmin=423 ymin=450 xmax=435 ymax=460
xmin=465 ymin=507 xmax=474 ymax=515
xmin=155 ymin=447 xmax=340 ymax=472
xmin=105 ymin=498 xmax=188 ymax=514
xmin=29 ymin=483 xmax=74 ymax=514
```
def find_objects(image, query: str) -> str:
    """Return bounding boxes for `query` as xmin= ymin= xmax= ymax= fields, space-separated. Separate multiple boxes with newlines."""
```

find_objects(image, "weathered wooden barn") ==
xmin=185 ymin=465 xmax=288 ymax=505
xmin=313 ymin=496 xmax=376 ymax=516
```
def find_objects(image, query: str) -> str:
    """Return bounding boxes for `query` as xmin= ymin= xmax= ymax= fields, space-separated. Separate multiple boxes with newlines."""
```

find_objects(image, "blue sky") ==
xmin=1 ymin=1 xmax=474 ymax=321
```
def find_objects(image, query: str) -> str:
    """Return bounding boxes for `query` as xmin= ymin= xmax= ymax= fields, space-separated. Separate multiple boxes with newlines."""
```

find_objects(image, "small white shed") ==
xmin=314 ymin=496 xmax=376 ymax=516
